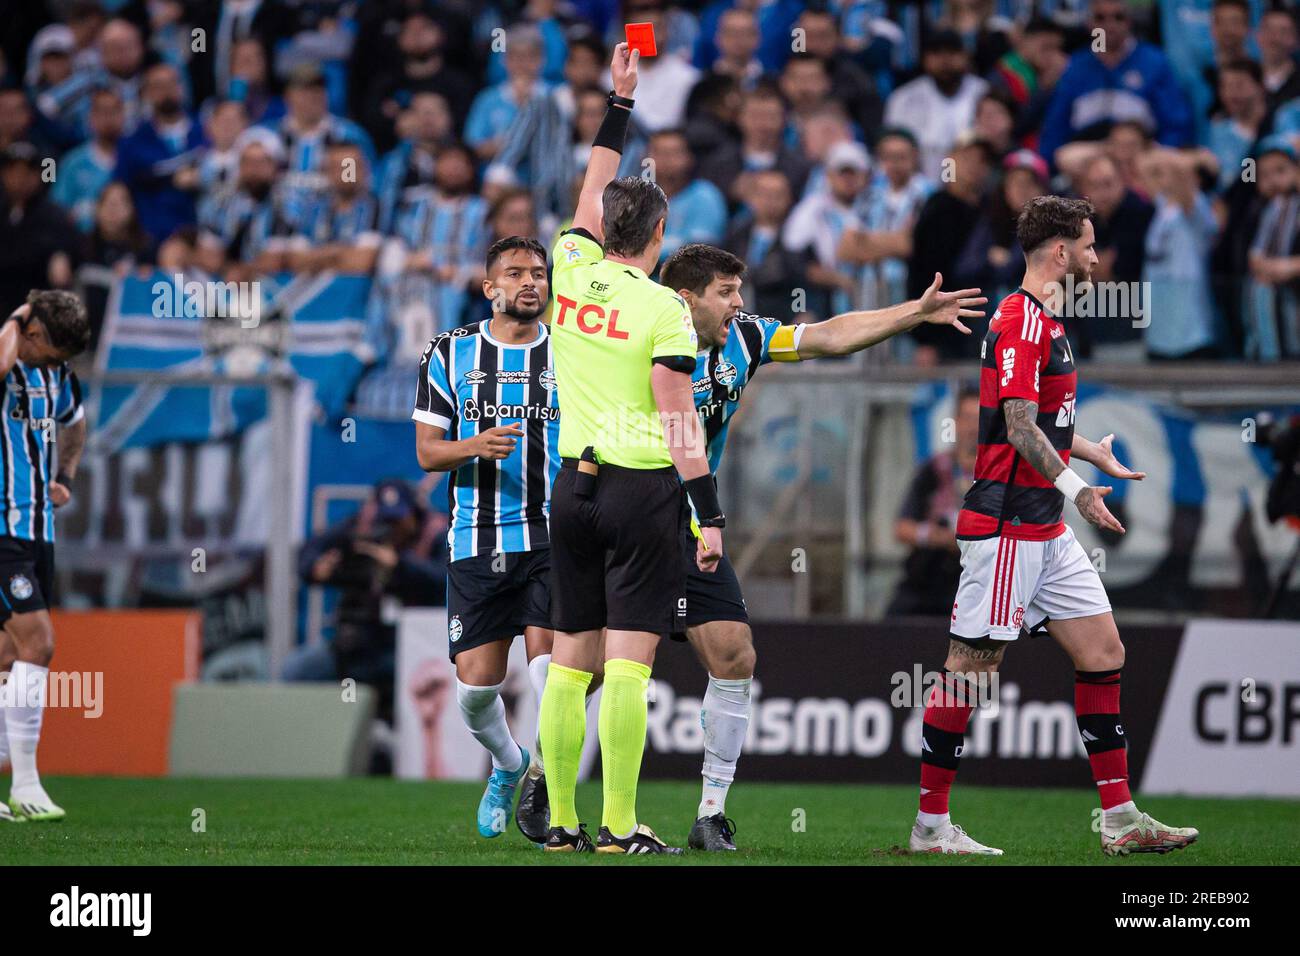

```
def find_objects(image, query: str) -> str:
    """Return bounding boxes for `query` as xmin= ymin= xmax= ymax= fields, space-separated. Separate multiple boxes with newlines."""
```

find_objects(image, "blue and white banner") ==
xmin=92 ymin=271 xmax=378 ymax=452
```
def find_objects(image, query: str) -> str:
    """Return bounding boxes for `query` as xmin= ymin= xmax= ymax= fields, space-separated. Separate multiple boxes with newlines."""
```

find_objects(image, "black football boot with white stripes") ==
xmin=595 ymin=824 xmax=683 ymax=855
xmin=543 ymin=823 xmax=595 ymax=853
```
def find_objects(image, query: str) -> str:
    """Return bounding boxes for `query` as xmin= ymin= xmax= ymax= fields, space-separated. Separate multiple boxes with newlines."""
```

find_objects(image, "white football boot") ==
xmin=909 ymin=820 xmax=1004 ymax=855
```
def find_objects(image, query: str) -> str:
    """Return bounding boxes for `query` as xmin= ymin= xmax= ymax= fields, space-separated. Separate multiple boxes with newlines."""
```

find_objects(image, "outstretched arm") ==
xmin=1071 ymin=432 xmax=1146 ymax=481
xmin=795 ymin=272 xmax=985 ymax=358
xmin=571 ymin=43 xmax=639 ymax=240
xmin=1004 ymin=398 xmax=1124 ymax=533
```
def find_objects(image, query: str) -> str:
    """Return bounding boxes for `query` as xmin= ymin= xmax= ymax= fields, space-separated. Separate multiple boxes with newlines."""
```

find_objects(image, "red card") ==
xmin=625 ymin=22 xmax=657 ymax=57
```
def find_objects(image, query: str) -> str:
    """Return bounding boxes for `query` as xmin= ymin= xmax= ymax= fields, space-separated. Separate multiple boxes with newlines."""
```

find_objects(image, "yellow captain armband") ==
xmin=768 ymin=323 xmax=806 ymax=362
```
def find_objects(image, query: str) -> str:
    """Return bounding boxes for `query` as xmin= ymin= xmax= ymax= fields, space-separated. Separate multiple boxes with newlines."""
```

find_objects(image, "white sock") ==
xmin=1104 ymin=800 xmax=1138 ymax=827
xmin=698 ymin=674 xmax=751 ymax=819
xmin=916 ymin=810 xmax=950 ymax=830
xmin=6 ymin=661 xmax=48 ymax=794
xmin=527 ymin=654 xmax=550 ymax=773
xmin=0 ymin=679 xmax=9 ymax=766
xmin=456 ymin=678 xmax=522 ymax=772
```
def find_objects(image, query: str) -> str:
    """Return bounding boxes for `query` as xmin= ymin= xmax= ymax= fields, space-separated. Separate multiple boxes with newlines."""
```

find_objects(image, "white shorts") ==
xmin=950 ymin=526 xmax=1111 ymax=641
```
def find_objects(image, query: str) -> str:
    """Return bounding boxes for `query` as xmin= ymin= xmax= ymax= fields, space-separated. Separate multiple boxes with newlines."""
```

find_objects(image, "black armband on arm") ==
xmin=652 ymin=354 xmax=695 ymax=373
xmin=593 ymin=96 xmax=633 ymax=154
xmin=685 ymin=474 xmax=723 ymax=523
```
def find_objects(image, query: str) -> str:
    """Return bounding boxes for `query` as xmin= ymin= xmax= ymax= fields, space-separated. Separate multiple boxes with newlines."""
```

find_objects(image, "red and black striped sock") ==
xmin=919 ymin=670 xmax=976 ymax=817
xmin=1075 ymin=668 xmax=1132 ymax=810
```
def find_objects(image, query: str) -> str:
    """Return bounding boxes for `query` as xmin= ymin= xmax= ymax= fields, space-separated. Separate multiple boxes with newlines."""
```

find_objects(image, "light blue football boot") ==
xmin=476 ymin=745 xmax=530 ymax=838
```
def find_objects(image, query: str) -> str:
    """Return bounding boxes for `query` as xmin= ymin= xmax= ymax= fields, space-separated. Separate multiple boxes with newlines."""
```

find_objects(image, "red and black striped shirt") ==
xmin=957 ymin=288 xmax=1078 ymax=542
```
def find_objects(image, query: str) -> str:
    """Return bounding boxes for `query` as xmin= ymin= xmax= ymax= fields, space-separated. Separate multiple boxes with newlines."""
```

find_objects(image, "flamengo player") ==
xmin=908 ymin=196 xmax=1198 ymax=857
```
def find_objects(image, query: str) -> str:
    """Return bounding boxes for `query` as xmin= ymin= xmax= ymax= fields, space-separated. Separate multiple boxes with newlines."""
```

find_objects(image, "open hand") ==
xmin=917 ymin=272 xmax=985 ymax=335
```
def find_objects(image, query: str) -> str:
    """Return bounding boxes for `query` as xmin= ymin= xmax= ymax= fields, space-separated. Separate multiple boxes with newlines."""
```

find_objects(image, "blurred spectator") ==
xmin=699 ymin=84 xmax=811 ymax=204
xmin=465 ymin=24 xmax=549 ymax=163
xmin=287 ymin=479 xmax=448 ymax=715
xmin=81 ymin=180 xmax=152 ymax=276
xmin=937 ymin=0 xmax=1014 ymax=76
xmin=1040 ymin=0 xmax=1193 ymax=165
xmin=694 ymin=0 xmax=802 ymax=75
xmin=989 ymin=17 xmax=1067 ymax=114
xmin=378 ymin=91 xmax=452 ymax=235
xmin=706 ymin=6 xmax=764 ymax=88
xmin=485 ymin=0 xmax=572 ymax=87
xmin=1258 ymin=7 xmax=1300 ymax=111
xmin=780 ymin=54 xmax=835 ymax=149
xmin=78 ymin=180 xmax=152 ymax=350
xmin=288 ymin=141 xmax=381 ymax=275
xmin=397 ymin=142 xmax=490 ymax=332
xmin=113 ymin=60 xmax=205 ymax=245
xmin=224 ymin=37 xmax=285 ymax=127
xmin=617 ymin=1 xmax=700 ymax=131
xmin=907 ymin=133 xmax=994 ymax=363
xmin=798 ymin=102 xmax=855 ymax=198
xmin=839 ymin=128 xmax=933 ymax=313
xmin=1245 ymin=137 xmax=1300 ymax=360
xmin=0 ymin=142 xmax=78 ymax=307
xmin=783 ymin=140 xmax=871 ymax=319
xmin=197 ymin=128 xmax=294 ymax=278
xmin=888 ymin=386 xmax=980 ymax=616
xmin=0 ymin=87 xmax=58 ymax=158
xmin=24 ymin=26 xmax=77 ymax=132
xmin=271 ymin=64 xmax=375 ymax=231
xmin=972 ymin=88 xmax=1018 ymax=159
xmin=484 ymin=35 xmax=607 ymax=236
xmin=1191 ymin=0 xmax=1255 ymax=131
xmin=1140 ymin=148 xmax=1221 ymax=360
xmin=1056 ymin=118 xmax=1157 ymax=199
xmin=51 ymin=87 xmax=126 ymax=232
xmin=362 ymin=10 xmax=476 ymax=153
xmin=953 ymin=149 xmax=1048 ymax=308
xmin=198 ymin=99 xmax=251 ymax=195
xmin=683 ymin=72 xmax=741 ymax=160
xmin=884 ymin=28 xmax=988 ymax=179
xmin=42 ymin=18 xmax=145 ymax=142
xmin=723 ymin=168 xmax=805 ymax=318
xmin=794 ymin=9 xmax=882 ymax=134
xmin=1208 ymin=59 xmax=1271 ymax=194
xmin=1074 ymin=153 xmax=1155 ymax=361
xmin=647 ymin=129 xmax=727 ymax=259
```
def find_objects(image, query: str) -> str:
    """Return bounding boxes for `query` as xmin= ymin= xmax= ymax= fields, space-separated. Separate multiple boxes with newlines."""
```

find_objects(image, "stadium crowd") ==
xmin=2 ymin=0 xmax=1300 ymax=379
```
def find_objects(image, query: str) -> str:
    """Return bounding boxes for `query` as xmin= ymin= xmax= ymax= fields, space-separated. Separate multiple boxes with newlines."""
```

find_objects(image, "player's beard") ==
xmin=1064 ymin=253 xmax=1093 ymax=287
xmin=501 ymin=293 xmax=545 ymax=323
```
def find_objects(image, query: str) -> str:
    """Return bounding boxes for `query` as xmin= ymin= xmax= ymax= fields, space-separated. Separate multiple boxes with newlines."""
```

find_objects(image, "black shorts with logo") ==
xmin=445 ymin=548 xmax=551 ymax=660
xmin=670 ymin=527 xmax=749 ymax=641
xmin=549 ymin=461 xmax=688 ymax=635
xmin=0 ymin=535 xmax=54 ymax=620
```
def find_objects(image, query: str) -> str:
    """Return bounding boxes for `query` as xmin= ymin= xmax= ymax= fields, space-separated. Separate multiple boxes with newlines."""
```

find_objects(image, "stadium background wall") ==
xmin=637 ymin=619 xmax=1300 ymax=797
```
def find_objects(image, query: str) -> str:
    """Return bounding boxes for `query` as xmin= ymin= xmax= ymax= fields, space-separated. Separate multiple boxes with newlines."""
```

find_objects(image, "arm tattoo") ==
xmin=1003 ymin=398 xmax=1065 ymax=483
xmin=57 ymin=417 xmax=86 ymax=478
xmin=947 ymin=639 xmax=1006 ymax=666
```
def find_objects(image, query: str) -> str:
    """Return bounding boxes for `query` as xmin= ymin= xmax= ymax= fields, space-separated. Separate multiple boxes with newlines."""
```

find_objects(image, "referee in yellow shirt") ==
xmin=538 ymin=42 xmax=724 ymax=855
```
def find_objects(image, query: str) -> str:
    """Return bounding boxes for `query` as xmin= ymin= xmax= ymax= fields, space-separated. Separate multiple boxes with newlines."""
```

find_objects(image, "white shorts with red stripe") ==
xmin=950 ymin=525 xmax=1111 ymax=641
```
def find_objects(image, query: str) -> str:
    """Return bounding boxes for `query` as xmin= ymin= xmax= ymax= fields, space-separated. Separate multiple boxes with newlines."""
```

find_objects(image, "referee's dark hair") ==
xmin=26 ymin=289 xmax=90 ymax=357
xmin=660 ymin=244 xmax=746 ymax=295
xmin=601 ymin=176 xmax=668 ymax=258
xmin=485 ymin=235 xmax=547 ymax=274
xmin=1016 ymin=195 xmax=1095 ymax=256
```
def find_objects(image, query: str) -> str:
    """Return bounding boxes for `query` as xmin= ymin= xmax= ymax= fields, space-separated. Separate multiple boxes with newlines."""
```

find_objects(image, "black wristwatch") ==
xmin=607 ymin=90 xmax=635 ymax=110
xmin=697 ymin=514 xmax=726 ymax=529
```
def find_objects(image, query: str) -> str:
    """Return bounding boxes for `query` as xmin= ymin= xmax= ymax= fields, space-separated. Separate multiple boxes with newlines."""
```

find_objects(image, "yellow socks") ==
xmin=538 ymin=662 xmax=592 ymax=831
xmin=598 ymin=658 xmax=652 ymax=837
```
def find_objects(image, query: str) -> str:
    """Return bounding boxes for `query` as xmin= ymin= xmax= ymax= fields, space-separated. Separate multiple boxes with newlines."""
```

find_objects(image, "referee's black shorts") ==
xmin=549 ymin=459 xmax=688 ymax=635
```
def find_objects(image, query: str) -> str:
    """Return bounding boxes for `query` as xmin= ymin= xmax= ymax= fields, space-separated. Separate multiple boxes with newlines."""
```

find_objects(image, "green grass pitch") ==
xmin=5 ymin=776 xmax=1297 ymax=865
